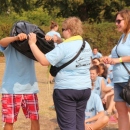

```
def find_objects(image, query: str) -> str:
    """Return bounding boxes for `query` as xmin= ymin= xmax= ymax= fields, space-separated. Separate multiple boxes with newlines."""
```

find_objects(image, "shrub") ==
xmin=83 ymin=22 xmax=121 ymax=55
xmin=0 ymin=11 xmax=122 ymax=56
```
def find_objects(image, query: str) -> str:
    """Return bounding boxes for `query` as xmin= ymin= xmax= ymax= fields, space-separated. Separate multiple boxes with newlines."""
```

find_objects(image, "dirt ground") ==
xmin=0 ymin=57 xmax=118 ymax=130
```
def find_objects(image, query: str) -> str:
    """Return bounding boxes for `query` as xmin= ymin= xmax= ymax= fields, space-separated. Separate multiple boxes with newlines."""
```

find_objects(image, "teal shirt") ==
xmin=111 ymin=34 xmax=130 ymax=83
xmin=0 ymin=45 xmax=39 ymax=94
xmin=46 ymin=30 xmax=61 ymax=46
xmin=46 ymin=30 xmax=61 ymax=38
xmin=92 ymin=76 xmax=103 ymax=97
xmin=91 ymin=52 xmax=102 ymax=59
xmin=85 ymin=92 xmax=104 ymax=120
xmin=45 ymin=35 xmax=92 ymax=90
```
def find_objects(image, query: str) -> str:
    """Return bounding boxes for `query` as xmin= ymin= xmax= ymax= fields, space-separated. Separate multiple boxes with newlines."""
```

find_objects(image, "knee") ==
xmin=4 ymin=123 xmax=14 ymax=128
xmin=115 ymin=103 xmax=128 ymax=115
xmin=102 ymin=116 xmax=109 ymax=124
xmin=31 ymin=119 xmax=39 ymax=124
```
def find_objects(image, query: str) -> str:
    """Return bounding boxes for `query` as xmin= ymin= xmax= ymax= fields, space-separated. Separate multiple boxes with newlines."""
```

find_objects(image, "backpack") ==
xmin=10 ymin=20 xmax=55 ymax=60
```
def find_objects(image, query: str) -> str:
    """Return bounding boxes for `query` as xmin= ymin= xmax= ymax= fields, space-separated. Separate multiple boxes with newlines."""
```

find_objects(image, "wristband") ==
xmin=119 ymin=57 xmax=122 ymax=63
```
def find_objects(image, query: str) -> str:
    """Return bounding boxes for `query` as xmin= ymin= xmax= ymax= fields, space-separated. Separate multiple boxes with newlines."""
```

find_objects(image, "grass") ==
xmin=0 ymin=57 xmax=118 ymax=130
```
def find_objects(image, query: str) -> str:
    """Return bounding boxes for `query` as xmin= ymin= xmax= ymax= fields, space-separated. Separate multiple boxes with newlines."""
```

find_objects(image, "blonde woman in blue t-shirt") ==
xmin=28 ymin=17 xmax=92 ymax=130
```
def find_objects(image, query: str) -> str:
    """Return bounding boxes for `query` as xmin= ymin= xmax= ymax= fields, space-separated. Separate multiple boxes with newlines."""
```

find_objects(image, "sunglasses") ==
xmin=115 ymin=19 xmax=124 ymax=24
xmin=62 ymin=28 xmax=67 ymax=32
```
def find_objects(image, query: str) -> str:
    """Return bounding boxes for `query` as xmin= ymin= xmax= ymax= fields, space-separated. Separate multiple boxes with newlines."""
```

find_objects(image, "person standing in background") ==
xmin=46 ymin=21 xmax=62 ymax=84
xmin=92 ymin=47 xmax=102 ymax=59
xmin=46 ymin=21 xmax=61 ymax=46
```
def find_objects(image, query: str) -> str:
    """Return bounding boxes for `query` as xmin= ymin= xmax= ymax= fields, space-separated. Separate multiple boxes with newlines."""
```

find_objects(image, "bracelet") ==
xmin=119 ymin=57 xmax=122 ymax=63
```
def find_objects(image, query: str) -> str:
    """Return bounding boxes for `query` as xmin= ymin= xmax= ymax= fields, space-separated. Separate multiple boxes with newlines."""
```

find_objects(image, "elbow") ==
xmin=39 ymin=60 xmax=50 ymax=66
xmin=38 ymin=60 xmax=46 ymax=66
xmin=34 ymin=55 xmax=50 ymax=66
xmin=40 ymin=62 xmax=46 ymax=66
xmin=0 ymin=42 xmax=6 ymax=47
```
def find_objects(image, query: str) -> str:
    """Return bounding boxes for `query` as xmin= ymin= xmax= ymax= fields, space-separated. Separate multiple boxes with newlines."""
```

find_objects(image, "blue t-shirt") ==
xmin=111 ymin=34 xmax=130 ymax=83
xmin=0 ymin=45 xmax=39 ymax=94
xmin=85 ymin=92 xmax=104 ymax=120
xmin=45 ymin=35 xmax=92 ymax=90
xmin=92 ymin=76 xmax=103 ymax=97
xmin=107 ymin=65 xmax=113 ymax=81
xmin=91 ymin=52 xmax=102 ymax=59
xmin=107 ymin=65 xmax=114 ymax=87
xmin=46 ymin=30 xmax=61 ymax=46
xmin=46 ymin=30 xmax=61 ymax=38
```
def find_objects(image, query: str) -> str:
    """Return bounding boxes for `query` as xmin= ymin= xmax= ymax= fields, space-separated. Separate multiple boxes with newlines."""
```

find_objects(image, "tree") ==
xmin=35 ymin=0 xmax=127 ymax=22
xmin=0 ymin=0 xmax=9 ymax=14
xmin=0 ymin=0 xmax=129 ymax=22
xmin=0 ymin=0 xmax=35 ymax=14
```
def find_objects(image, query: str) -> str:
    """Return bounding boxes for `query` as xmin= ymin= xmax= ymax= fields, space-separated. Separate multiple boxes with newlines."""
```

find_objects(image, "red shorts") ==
xmin=1 ymin=94 xmax=39 ymax=123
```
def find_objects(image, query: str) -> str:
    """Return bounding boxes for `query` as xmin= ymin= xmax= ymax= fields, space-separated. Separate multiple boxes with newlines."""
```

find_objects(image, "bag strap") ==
xmin=116 ymin=35 xmax=130 ymax=75
xmin=58 ymin=39 xmax=86 ymax=70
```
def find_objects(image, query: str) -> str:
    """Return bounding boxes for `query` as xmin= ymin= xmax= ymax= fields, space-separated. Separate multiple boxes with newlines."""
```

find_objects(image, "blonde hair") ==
xmin=116 ymin=9 xmax=130 ymax=41
xmin=62 ymin=17 xmax=83 ymax=36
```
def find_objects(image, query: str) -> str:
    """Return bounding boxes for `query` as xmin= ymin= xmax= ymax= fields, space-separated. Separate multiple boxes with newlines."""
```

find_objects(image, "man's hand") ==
xmin=102 ymin=56 xmax=119 ymax=65
xmin=17 ymin=33 xmax=27 ymax=41
xmin=28 ymin=33 xmax=37 ymax=46
xmin=45 ymin=35 xmax=53 ymax=41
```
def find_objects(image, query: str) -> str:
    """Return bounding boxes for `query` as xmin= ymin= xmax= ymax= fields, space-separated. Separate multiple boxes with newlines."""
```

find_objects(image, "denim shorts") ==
xmin=114 ymin=82 xmax=127 ymax=102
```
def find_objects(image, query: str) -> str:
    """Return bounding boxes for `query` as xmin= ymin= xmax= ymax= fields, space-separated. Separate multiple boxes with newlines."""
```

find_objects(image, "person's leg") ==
xmin=86 ymin=116 xmax=109 ymax=130
xmin=114 ymin=83 xmax=130 ymax=130
xmin=4 ymin=123 xmax=13 ymax=130
xmin=116 ymin=102 xmax=130 ymax=130
xmin=106 ymin=95 xmax=115 ymax=114
xmin=1 ymin=94 xmax=21 ymax=130
xmin=31 ymin=120 xmax=40 ymax=130
xmin=76 ymin=89 xmax=91 ymax=130
xmin=105 ymin=94 xmax=118 ymax=123
xmin=22 ymin=94 xmax=40 ymax=130
xmin=53 ymin=89 xmax=77 ymax=130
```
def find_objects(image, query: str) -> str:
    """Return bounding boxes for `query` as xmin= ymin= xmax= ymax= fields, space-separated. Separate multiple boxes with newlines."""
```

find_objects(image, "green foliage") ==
xmin=0 ymin=9 xmax=65 ymax=39
xmin=83 ymin=22 xmax=121 ymax=55
xmin=0 ymin=15 xmax=13 ymax=37
xmin=34 ymin=0 xmax=128 ymax=22
xmin=0 ymin=0 xmax=129 ymax=56
xmin=7 ymin=8 xmax=52 ymax=26
xmin=0 ymin=14 xmax=121 ymax=56
xmin=22 ymin=8 xmax=52 ymax=26
xmin=0 ymin=0 xmax=36 ymax=14
xmin=0 ymin=52 xmax=4 ymax=56
xmin=1 ymin=0 xmax=130 ymax=23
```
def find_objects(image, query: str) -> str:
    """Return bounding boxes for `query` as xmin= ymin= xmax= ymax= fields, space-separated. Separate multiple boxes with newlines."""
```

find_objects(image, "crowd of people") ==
xmin=0 ymin=8 xmax=130 ymax=130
